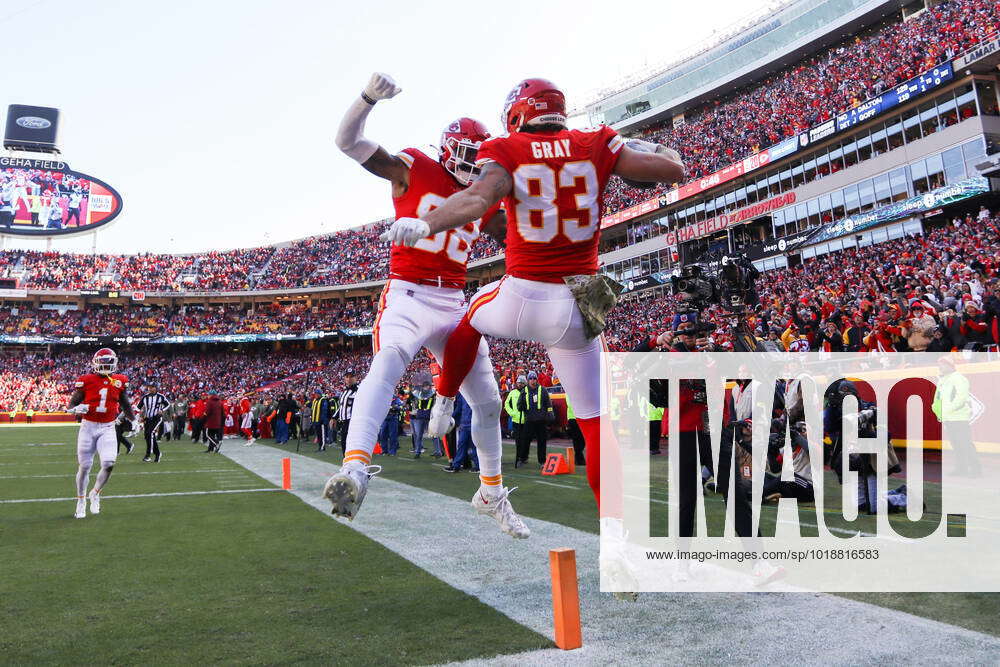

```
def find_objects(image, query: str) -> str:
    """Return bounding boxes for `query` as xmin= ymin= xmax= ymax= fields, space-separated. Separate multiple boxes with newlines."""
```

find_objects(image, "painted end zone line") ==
xmin=0 ymin=487 xmax=281 ymax=504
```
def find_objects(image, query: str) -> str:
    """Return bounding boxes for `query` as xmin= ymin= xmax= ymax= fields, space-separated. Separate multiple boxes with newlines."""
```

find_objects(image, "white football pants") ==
xmin=468 ymin=277 xmax=603 ymax=419
xmin=344 ymin=279 xmax=501 ymax=467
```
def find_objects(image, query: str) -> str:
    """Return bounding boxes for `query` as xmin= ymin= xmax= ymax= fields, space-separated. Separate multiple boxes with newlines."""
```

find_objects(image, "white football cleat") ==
xmin=426 ymin=394 xmax=456 ymax=437
xmin=323 ymin=464 xmax=381 ymax=520
xmin=88 ymin=490 xmax=101 ymax=515
xmin=600 ymin=517 xmax=640 ymax=601
xmin=472 ymin=486 xmax=530 ymax=539
xmin=74 ymin=498 xmax=87 ymax=519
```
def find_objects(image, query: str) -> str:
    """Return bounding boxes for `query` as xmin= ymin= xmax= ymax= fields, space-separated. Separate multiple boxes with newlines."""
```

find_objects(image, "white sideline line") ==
xmin=0 ymin=488 xmax=281 ymax=504
xmin=534 ymin=480 xmax=577 ymax=489
xmin=0 ymin=469 xmax=238 ymax=480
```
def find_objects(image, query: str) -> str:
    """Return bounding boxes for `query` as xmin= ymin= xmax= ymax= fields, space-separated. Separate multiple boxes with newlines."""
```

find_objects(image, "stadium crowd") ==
xmin=606 ymin=213 xmax=1000 ymax=353
xmin=5 ymin=212 xmax=999 ymax=414
xmin=602 ymin=0 xmax=999 ymax=212
xmin=0 ymin=220 xmax=506 ymax=293
xmin=1 ymin=301 xmax=377 ymax=337
xmin=0 ymin=1 xmax=996 ymax=302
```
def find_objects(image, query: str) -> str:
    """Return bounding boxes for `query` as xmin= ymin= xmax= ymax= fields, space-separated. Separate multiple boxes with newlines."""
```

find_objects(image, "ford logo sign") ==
xmin=16 ymin=116 xmax=51 ymax=130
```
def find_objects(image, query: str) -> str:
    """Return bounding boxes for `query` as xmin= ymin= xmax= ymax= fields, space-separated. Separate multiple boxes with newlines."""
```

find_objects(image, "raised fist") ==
xmin=363 ymin=72 xmax=402 ymax=103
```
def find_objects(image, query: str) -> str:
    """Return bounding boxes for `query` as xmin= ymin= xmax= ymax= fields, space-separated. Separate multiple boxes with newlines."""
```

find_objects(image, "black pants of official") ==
xmin=338 ymin=419 xmax=350 ymax=455
xmin=517 ymin=421 xmax=548 ymax=465
xmin=144 ymin=417 xmax=162 ymax=460
xmin=677 ymin=428 xmax=755 ymax=538
xmin=566 ymin=419 xmax=586 ymax=464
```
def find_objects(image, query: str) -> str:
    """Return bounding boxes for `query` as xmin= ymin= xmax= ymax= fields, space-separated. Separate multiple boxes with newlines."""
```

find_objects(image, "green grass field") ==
xmin=0 ymin=426 xmax=548 ymax=665
xmin=269 ymin=431 xmax=1000 ymax=638
xmin=4 ymin=425 xmax=999 ymax=665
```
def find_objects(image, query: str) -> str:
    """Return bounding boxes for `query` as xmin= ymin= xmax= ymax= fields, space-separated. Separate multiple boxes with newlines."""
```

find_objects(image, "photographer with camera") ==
xmin=824 ymin=380 xmax=902 ymax=514
xmin=763 ymin=421 xmax=814 ymax=503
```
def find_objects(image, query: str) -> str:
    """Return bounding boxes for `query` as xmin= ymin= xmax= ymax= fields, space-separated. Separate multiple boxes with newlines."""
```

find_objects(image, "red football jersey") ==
xmin=390 ymin=148 xmax=498 ymax=288
xmin=73 ymin=373 xmax=129 ymax=423
xmin=475 ymin=126 xmax=623 ymax=282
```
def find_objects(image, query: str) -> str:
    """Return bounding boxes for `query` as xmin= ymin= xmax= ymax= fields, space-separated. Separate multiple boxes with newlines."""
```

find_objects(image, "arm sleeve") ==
xmin=335 ymin=97 xmax=379 ymax=163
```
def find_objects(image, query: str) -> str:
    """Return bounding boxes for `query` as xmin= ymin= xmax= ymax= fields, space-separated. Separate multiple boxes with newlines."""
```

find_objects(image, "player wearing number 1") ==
xmin=383 ymin=77 xmax=685 ymax=513
xmin=66 ymin=348 xmax=137 ymax=519
xmin=323 ymin=72 xmax=528 ymax=539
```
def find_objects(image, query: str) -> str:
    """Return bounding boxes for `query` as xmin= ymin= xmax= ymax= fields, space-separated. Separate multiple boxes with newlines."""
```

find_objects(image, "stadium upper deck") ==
xmin=1 ymin=0 xmax=997 ymax=303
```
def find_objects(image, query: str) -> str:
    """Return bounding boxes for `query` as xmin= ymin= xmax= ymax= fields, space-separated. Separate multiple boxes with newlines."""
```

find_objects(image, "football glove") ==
xmin=363 ymin=72 xmax=401 ymax=103
xmin=68 ymin=404 xmax=89 ymax=415
xmin=379 ymin=217 xmax=430 ymax=246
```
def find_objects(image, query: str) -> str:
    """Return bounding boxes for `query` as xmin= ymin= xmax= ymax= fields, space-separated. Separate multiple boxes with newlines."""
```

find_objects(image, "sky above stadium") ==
xmin=1 ymin=0 xmax=771 ymax=254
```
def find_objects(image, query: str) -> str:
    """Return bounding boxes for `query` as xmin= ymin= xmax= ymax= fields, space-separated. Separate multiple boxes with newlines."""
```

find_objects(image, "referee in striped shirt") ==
xmin=139 ymin=384 xmax=170 ymax=463
xmin=335 ymin=371 xmax=359 ymax=456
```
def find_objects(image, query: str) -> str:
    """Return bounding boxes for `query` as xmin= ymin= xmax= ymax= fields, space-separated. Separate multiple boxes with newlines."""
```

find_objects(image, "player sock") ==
xmin=577 ymin=416 xmax=623 ymax=519
xmin=468 ymin=398 xmax=502 ymax=480
xmin=437 ymin=316 xmax=481 ymax=398
xmin=342 ymin=449 xmax=372 ymax=470
xmin=479 ymin=473 xmax=503 ymax=497
xmin=343 ymin=347 xmax=409 ymax=461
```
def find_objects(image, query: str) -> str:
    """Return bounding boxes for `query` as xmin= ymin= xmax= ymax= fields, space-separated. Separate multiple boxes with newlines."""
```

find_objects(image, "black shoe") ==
xmin=154 ymin=454 xmax=162 ymax=463
xmin=142 ymin=456 xmax=152 ymax=462
xmin=124 ymin=443 xmax=133 ymax=455
xmin=514 ymin=459 xmax=521 ymax=468
xmin=469 ymin=467 xmax=480 ymax=473
xmin=443 ymin=467 xmax=458 ymax=473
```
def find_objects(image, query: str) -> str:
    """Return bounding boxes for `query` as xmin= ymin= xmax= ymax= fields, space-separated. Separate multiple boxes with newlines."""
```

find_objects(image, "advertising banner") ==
xmin=802 ymin=176 xmax=988 ymax=247
xmin=835 ymin=64 xmax=953 ymax=134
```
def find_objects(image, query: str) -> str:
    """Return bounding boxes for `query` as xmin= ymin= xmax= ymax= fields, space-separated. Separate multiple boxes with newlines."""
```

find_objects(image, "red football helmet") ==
xmin=439 ymin=118 xmax=490 ymax=186
xmin=502 ymin=78 xmax=567 ymax=133
xmin=92 ymin=348 xmax=118 ymax=375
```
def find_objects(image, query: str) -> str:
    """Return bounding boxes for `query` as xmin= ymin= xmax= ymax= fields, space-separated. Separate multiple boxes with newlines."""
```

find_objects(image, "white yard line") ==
xmin=534 ymin=480 xmax=578 ymax=490
xmin=0 ymin=469 xmax=237 ymax=480
xmin=220 ymin=442 xmax=1000 ymax=665
xmin=0 ymin=488 xmax=280 ymax=504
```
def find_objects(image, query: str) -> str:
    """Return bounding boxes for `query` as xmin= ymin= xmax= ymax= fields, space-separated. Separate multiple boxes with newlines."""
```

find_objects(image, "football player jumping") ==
xmin=323 ymin=72 xmax=528 ymax=539
xmin=383 ymin=77 xmax=684 ymax=520
xmin=66 ymin=348 xmax=137 ymax=519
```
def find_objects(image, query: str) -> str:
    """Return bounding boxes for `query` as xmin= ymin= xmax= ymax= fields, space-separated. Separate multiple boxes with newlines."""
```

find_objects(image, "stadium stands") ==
xmin=3 ymin=211 xmax=997 ymax=412
xmin=602 ymin=0 xmax=1000 ymax=212
xmin=2 ymin=0 xmax=999 ymax=415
